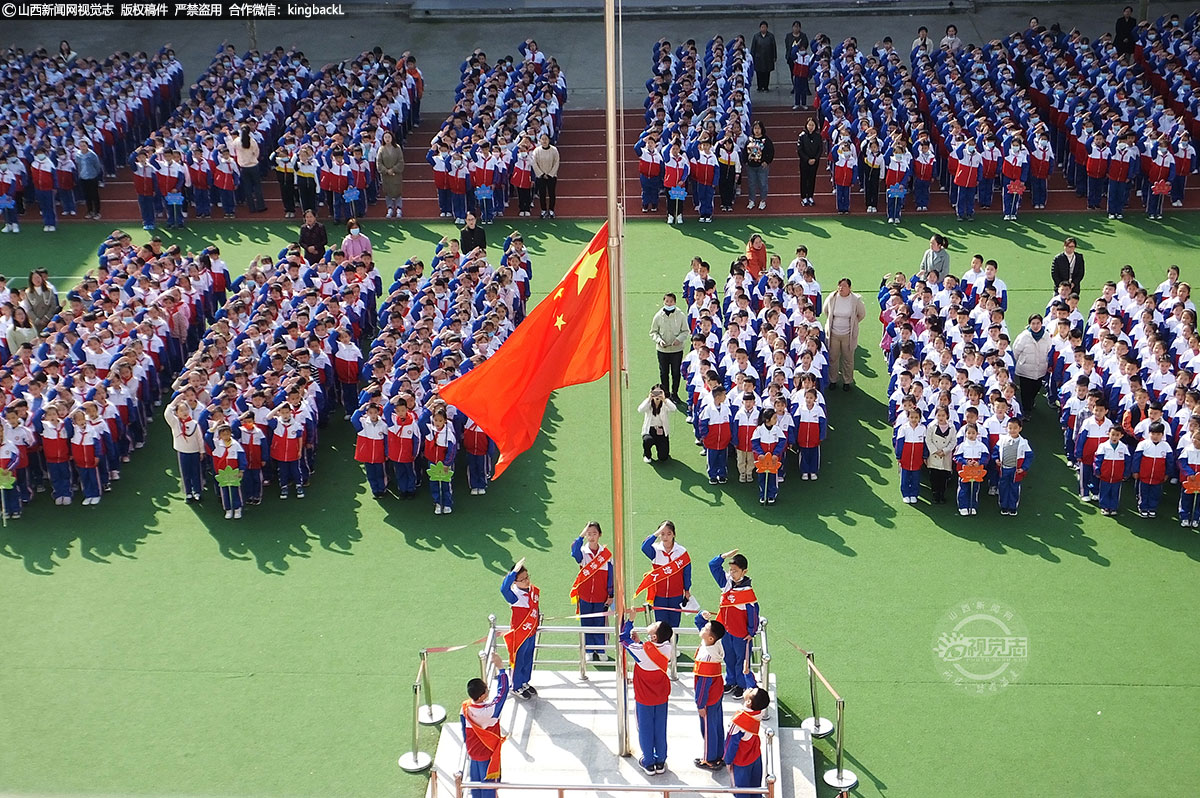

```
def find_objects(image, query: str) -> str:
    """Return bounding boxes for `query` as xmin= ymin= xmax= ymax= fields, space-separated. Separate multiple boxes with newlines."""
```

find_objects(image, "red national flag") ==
xmin=439 ymin=224 xmax=612 ymax=478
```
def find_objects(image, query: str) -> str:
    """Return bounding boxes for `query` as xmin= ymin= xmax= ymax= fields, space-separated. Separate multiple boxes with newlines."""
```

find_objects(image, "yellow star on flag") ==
xmin=574 ymin=246 xmax=604 ymax=294
xmin=553 ymin=286 xmax=565 ymax=300
xmin=554 ymin=314 xmax=566 ymax=330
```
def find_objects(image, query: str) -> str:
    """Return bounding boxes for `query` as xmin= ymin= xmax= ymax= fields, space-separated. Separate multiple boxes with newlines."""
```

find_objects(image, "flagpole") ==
xmin=604 ymin=0 xmax=631 ymax=758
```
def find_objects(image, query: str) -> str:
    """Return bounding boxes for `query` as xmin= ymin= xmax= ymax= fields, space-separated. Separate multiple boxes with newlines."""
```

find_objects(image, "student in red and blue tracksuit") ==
xmin=39 ymin=405 xmax=73 ymax=504
xmin=894 ymin=408 xmax=927 ymax=503
xmin=29 ymin=149 xmax=57 ymax=231
xmin=912 ymin=140 xmax=935 ymax=211
xmin=697 ymin=385 xmax=732 ymax=483
xmin=953 ymin=140 xmax=982 ymax=221
xmin=692 ymin=613 xmax=726 ymax=769
xmin=269 ymin=404 xmax=306 ymax=500
xmin=211 ymin=424 xmax=247 ymax=519
xmin=638 ymin=520 xmax=691 ymax=628
xmin=690 ymin=140 xmax=719 ymax=222
xmin=1084 ymin=134 xmax=1110 ymax=210
xmin=237 ymin=413 xmax=267 ymax=505
xmin=500 ymin=558 xmax=540 ymax=699
xmin=832 ymin=142 xmax=857 ymax=214
xmin=724 ymin=687 xmax=770 ymax=797
xmin=461 ymin=653 xmax=509 ymax=798
xmin=1001 ymin=138 xmax=1031 ymax=220
xmin=1095 ymin=425 xmax=1131 ymax=516
xmin=710 ymin=550 xmax=760 ymax=697
xmin=423 ymin=408 xmax=457 ymax=513
xmin=793 ymin=389 xmax=826 ymax=479
xmin=1177 ymin=433 xmax=1200 ymax=527
xmin=751 ymin=410 xmax=786 ymax=504
xmin=1132 ymin=422 xmax=1173 ymax=517
xmin=386 ymin=399 xmax=420 ymax=499
xmin=352 ymin=401 xmax=388 ymax=498
xmin=1029 ymin=132 xmax=1053 ymax=209
xmin=1106 ymin=136 xmax=1138 ymax=219
xmin=883 ymin=143 xmax=912 ymax=223
xmin=460 ymin=414 xmax=492 ymax=495
xmin=0 ymin=427 xmax=22 ymax=518
xmin=1144 ymin=138 xmax=1175 ymax=220
xmin=638 ymin=139 xmax=663 ymax=213
xmin=570 ymin=521 xmax=614 ymax=659
xmin=663 ymin=143 xmax=690 ymax=224
xmin=994 ymin=418 xmax=1034 ymax=516
xmin=621 ymin=610 xmax=674 ymax=775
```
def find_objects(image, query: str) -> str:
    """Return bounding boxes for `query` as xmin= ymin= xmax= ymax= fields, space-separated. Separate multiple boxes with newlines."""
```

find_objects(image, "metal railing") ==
xmin=398 ymin=650 xmax=445 ymax=773
xmin=794 ymin=645 xmax=857 ymax=791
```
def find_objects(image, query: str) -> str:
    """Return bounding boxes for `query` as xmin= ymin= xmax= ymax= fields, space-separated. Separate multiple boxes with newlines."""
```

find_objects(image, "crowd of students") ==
xmin=881 ymin=237 xmax=1200 ymax=522
xmin=0 ymin=41 xmax=184 ymax=232
xmin=656 ymin=237 xmax=829 ymax=505
xmin=425 ymin=40 xmax=566 ymax=224
xmin=804 ymin=13 xmax=1198 ymax=222
xmin=634 ymin=35 xmax=758 ymax=222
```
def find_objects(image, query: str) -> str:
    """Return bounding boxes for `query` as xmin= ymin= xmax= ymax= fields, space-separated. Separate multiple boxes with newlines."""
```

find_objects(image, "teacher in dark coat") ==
xmin=1050 ymin=237 xmax=1085 ymax=295
xmin=751 ymin=21 xmax=777 ymax=92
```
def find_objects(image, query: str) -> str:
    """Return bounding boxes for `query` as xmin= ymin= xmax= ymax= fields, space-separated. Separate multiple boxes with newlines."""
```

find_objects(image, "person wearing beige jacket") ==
xmin=531 ymin=133 xmax=560 ymax=218
xmin=925 ymin=407 xmax=957 ymax=504
xmin=823 ymin=278 xmax=867 ymax=391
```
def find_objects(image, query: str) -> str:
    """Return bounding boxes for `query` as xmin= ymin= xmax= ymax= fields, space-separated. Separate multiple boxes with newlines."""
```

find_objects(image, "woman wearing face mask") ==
xmin=649 ymin=293 xmax=688 ymax=404
xmin=340 ymin=218 xmax=372 ymax=260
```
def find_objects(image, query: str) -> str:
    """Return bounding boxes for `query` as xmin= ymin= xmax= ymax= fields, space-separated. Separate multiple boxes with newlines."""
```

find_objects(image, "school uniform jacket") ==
xmin=723 ymin=709 xmax=764 ymax=767
xmin=697 ymin=401 xmax=732 ymax=449
xmin=569 ymin=538 xmax=614 ymax=604
xmin=1095 ymin=440 xmax=1131 ymax=483
xmin=1132 ymin=439 xmax=1174 ymax=485
xmin=894 ymin=422 xmax=927 ymax=469
xmin=1075 ymin=417 xmax=1114 ymax=465
xmin=353 ymin=415 xmax=387 ymax=464
xmin=620 ymin=619 xmax=672 ymax=706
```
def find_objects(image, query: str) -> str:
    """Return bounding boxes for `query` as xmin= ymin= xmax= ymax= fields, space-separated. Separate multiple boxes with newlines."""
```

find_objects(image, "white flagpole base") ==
xmin=801 ymin=716 xmax=834 ymax=738
xmin=418 ymin=704 xmax=447 ymax=725
xmin=824 ymin=768 xmax=858 ymax=790
xmin=398 ymin=752 xmax=432 ymax=773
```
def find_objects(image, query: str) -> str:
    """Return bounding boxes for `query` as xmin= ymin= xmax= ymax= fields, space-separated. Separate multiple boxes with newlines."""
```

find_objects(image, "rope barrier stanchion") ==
xmin=398 ymin=678 xmax=433 ymax=773
xmin=418 ymin=649 xmax=447 ymax=725
xmin=822 ymin=698 xmax=858 ymax=791
xmin=797 ymin=648 xmax=833 ymax=739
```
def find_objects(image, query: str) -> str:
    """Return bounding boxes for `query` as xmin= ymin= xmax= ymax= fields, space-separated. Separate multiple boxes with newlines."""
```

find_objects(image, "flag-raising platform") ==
xmin=413 ymin=618 xmax=821 ymax=798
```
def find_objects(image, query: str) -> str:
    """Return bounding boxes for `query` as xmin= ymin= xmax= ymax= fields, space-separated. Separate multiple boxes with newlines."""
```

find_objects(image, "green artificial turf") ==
xmin=1 ymin=214 xmax=1199 ymax=798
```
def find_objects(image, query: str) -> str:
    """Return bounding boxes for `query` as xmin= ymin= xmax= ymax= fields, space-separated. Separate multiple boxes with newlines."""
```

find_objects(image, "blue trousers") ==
xmin=997 ymin=468 xmax=1022 ymax=512
xmin=1147 ymin=192 xmax=1166 ymax=217
xmin=732 ymin=758 xmax=764 ymax=798
xmin=1137 ymin=481 xmax=1163 ymax=513
xmin=48 ymin=461 xmax=72 ymax=500
xmin=35 ymin=188 xmax=56 ymax=225
xmin=635 ymin=701 xmax=668 ymax=768
xmin=166 ymin=201 xmax=183 ymax=227
xmin=78 ymin=465 xmax=101 ymax=499
xmin=1031 ymin=176 xmax=1048 ymax=206
xmin=477 ymin=196 xmax=494 ymax=223
xmin=957 ymin=479 xmax=981 ymax=511
xmin=58 ymin=187 xmax=76 ymax=214
xmin=899 ymin=467 xmax=921 ymax=499
xmin=1087 ymin=175 xmax=1106 ymax=208
xmin=1171 ymin=174 xmax=1187 ymax=202
xmin=798 ymin=445 xmax=820 ymax=476
xmin=192 ymin=186 xmax=211 ymax=216
xmin=450 ymin=192 xmax=466 ymax=221
xmin=955 ymin=185 xmax=976 ymax=219
xmin=363 ymin=461 xmax=386 ymax=495
xmin=467 ymin=451 xmax=489 ymax=490
xmin=241 ymin=467 xmax=262 ymax=503
xmin=722 ymin=635 xmax=757 ymax=690
xmin=392 ymin=460 xmax=416 ymax=495
xmin=792 ymin=75 xmax=809 ymax=106
xmin=436 ymin=187 xmax=451 ymax=215
xmin=978 ymin=176 xmax=996 ymax=207
xmin=276 ymin=459 xmax=301 ymax=492
xmin=885 ymin=191 xmax=905 ymax=220
xmin=1002 ymin=181 xmax=1023 ymax=217
xmin=700 ymin=699 xmax=724 ymax=762
xmin=579 ymin=599 xmax=607 ymax=653
xmin=756 ymin=471 xmax=777 ymax=502
xmin=706 ymin=447 xmax=728 ymax=481
xmin=835 ymin=184 xmax=851 ymax=212
xmin=220 ymin=485 xmax=243 ymax=512
xmin=1107 ymin=180 xmax=1128 ymax=215
xmin=1098 ymin=480 xmax=1121 ymax=512
xmin=1179 ymin=491 xmax=1200 ymax=522
xmin=431 ymin=479 xmax=453 ymax=510
xmin=178 ymin=451 xmax=202 ymax=497
xmin=913 ymin=179 xmax=930 ymax=208
xmin=511 ymin=635 xmax=535 ymax=689
xmin=1079 ymin=464 xmax=1098 ymax=498
xmin=654 ymin=593 xmax=683 ymax=628
xmin=695 ymin=185 xmax=714 ymax=217
xmin=1 ymin=485 xmax=21 ymax=516
xmin=468 ymin=757 xmax=497 ymax=798
xmin=137 ymin=194 xmax=156 ymax=228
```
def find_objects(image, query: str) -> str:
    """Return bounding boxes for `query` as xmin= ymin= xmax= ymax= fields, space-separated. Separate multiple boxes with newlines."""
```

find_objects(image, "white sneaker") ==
xmin=666 ymin=215 xmax=674 ymax=224
xmin=233 ymin=508 xmax=242 ymax=519
xmin=675 ymin=215 xmax=683 ymax=224
xmin=758 ymin=200 xmax=766 ymax=209
xmin=443 ymin=506 xmax=452 ymax=514
xmin=1 ymin=224 xmax=9 ymax=233
xmin=46 ymin=225 xmax=55 ymax=232
xmin=225 ymin=510 xmax=233 ymax=519
xmin=434 ymin=505 xmax=442 ymax=515
xmin=747 ymin=199 xmax=755 ymax=209
xmin=1172 ymin=200 xmax=1183 ymax=207
xmin=10 ymin=224 xmax=18 ymax=233
xmin=643 ymin=456 xmax=652 ymax=463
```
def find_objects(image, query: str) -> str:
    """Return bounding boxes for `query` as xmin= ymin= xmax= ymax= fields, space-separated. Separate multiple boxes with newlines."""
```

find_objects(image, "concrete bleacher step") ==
xmin=777 ymin=726 xmax=820 ymax=798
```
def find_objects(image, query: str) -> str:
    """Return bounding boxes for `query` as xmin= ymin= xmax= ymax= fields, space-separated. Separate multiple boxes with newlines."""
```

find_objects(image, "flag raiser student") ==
xmin=710 ymin=549 xmax=760 ymax=697
xmin=461 ymin=651 xmax=509 ymax=798
xmin=500 ymin=557 xmax=540 ymax=699
xmin=570 ymin=521 xmax=615 ymax=660
xmin=620 ymin=608 xmax=674 ymax=776
xmin=692 ymin=613 xmax=727 ymax=770
xmin=724 ymin=686 xmax=770 ymax=796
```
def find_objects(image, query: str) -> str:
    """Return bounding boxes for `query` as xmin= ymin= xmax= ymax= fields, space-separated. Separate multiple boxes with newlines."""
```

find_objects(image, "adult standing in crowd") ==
xmin=744 ymin=121 xmax=774 ymax=210
xmin=1114 ymin=6 xmax=1138 ymax=55
xmin=341 ymin=218 xmax=372 ymax=261
xmin=533 ymin=133 xmax=560 ymax=219
xmin=75 ymin=139 xmax=103 ymax=220
xmin=796 ymin=119 xmax=822 ymax=206
xmin=917 ymin=234 xmax=950 ymax=278
xmin=751 ymin=21 xmax=777 ymax=92
xmin=1051 ymin=236 xmax=1085 ymax=294
xmin=23 ymin=268 xmax=59 ymax=331
xmin=638 ymin=386 xmax=676 ymax=464
xmin=824 ymin=278 xmax=866 ymax=392
xmin=375 ymin=129 xmax=406 ymax=219
xmin=940 ymin=24 xmax=963 ymax=52
xmin=1013 ymin=314 xmax=1053 ymax=413
xmin=460 ymin=211 xmax=487 ymax=254
xmin=649 ymin=292 xmax=688 ymax=404
xmin=226 ymin=124 xmax=265 ymax=213
xmin=298 ymin=209 xmax=327 ymax=264
xmin=785 ymin=20 xmax=808 ymax=107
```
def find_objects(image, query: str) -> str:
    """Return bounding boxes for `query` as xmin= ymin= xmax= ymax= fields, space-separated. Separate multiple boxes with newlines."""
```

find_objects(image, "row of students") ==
xmin=426 ymin=41 xmax=566 ymax=222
